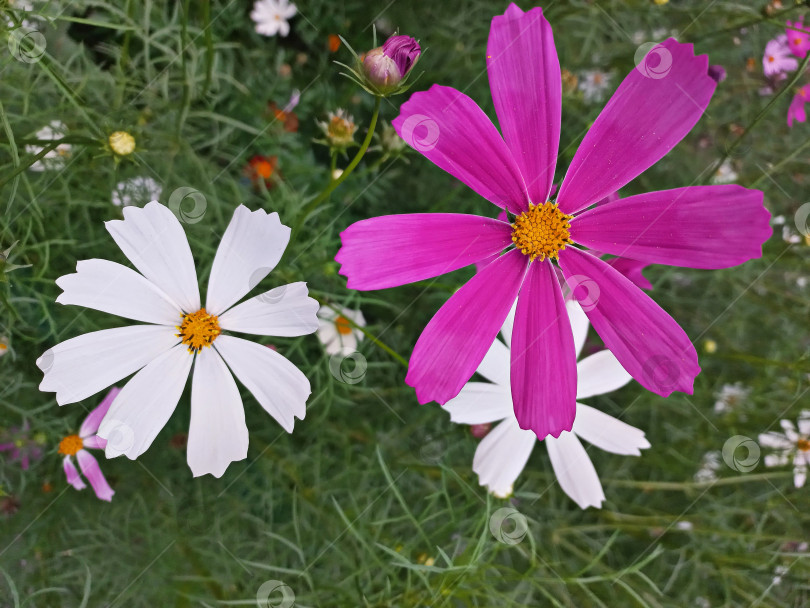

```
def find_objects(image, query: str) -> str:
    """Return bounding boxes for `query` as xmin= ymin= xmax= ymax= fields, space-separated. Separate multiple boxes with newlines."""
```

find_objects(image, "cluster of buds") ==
xmin=339 ymin=33 xmax=421 ymax=97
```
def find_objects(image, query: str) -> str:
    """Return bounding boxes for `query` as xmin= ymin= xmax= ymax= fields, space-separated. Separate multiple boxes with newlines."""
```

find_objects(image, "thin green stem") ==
xmin=705 ymin=52 xmax=810 ymax=184
xmin=295 ymin=96 xmax=382 ymax=231
xmin=322 ymin=301 xmax=408 ymax=367
xmin=750 ymin=137 xmax=810 ymax=189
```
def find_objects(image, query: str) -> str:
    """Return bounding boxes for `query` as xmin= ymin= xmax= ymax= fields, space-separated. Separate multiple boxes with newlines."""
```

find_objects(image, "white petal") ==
xmin=758 ymin=432 xmax=793 ymax=450
xmin=277 ymin=20 xmax=290 ymax=37
xmin=473 ymin=419 xmax=536 ymax=496
xmin=187 ymin=347 xmax=248 ymax=478
xmin=545 ymin=431 xmax=606 ymax=510
xmin=572 ymin=403 xmax=650 ymax=455
xmin=764 ymin=453 xmax=789 ymax=468
xmin=38 ymin=325 xmax=179 ymax=405
xmin=205 ymin=206 xmax=290 ymax=315
xmin=443 ymin=382 xmax=514 ymax=424
xmin=214 ymin=335 xmax=308 ymax=432
xmin=500 ymin=299 xmax=517 ymax=346
xmin=219 ymin=282 xmax=319 ymax=337
xmin=56 ymin=259 xmax=181 ymax=325
xmin=575 ymin=350 xmax=633 ymax=399
xmin=793 ymin=461 xmax=807 ymax=488
xmin=567 ymin=300 xmax=589 ymax=358
xmin=780 ymin=419 xmax=798 ymax=442
xmin=98 ymin=344 xmax=192 ymax=459
xmin=476 ymin=338 xmax=511 ymax=387
xmin=105 ymin=202 xmax=200 ymax=313
xmin=798 ymin=418 xmax=810 ymax=436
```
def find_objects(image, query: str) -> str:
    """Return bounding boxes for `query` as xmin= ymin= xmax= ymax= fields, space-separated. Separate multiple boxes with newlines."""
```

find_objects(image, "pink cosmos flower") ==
xmin=788 ymin=84 xmax=810 ymax=127
xmin=59 ymin=388 xmax=119 ymax=502
xmin=763 ymin=34 xmax=799 ymax=77
xmin=0 ymin=422 xmax=44 ymax=470
xmin=786 ymin=19 xmax=810 ymax=59
xmin=336 ymin=5 xmax=771 ymax=440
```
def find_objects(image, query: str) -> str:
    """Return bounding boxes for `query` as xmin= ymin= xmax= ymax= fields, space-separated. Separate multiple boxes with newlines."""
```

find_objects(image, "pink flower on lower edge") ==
xmin=788 ymin=84 xmax=810 ymax=127
xmin=58 ymin=388 xmax=119 ymax=501
xmin=335 ymin=4 xmax=771 ymax=440
xmin=786 ymin=19 xmax=810 ymax=60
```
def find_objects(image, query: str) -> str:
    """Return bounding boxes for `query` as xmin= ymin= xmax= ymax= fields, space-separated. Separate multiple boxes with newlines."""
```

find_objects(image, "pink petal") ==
xmin=510 ymin=260 xmax=576 ymax=439
xmin=571 ymin=185 xmax=771 ymax=269
xmin=62 ymin=455 xmax=86 ymax=491
xmin=487 ymin=4 xmax=561 ymax=205
xmin=558 ymin=247 xmax=699 ymax=397
xmin=336 ymin=214 xmax=512 ymax=290
xmin=79 ymin=387 xmax=121 ymax=438
xmin=82 ymin=435 xmax=107 ymax=450
xmin=406 ymin=249 xmax=529 ymax=405
xmin=392 ymin=84 xmax=529 ymax=214
xmin=557 ymin=39 xmax=716 ymax=215
xmin=76 ymin=450 xmax=114 ymax=502
xmin=603 ymin=258 xmax=652 ymax=291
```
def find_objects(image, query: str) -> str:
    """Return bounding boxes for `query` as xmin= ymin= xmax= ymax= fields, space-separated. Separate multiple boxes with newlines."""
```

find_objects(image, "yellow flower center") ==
xmin=177 ymin=308 xmax=221 ymax=353
xmin=335 ymin=315 xmax=353 ymax=335
xmin=58 ymin=434 xmax=83 ymax=456
xmin=798 ymin=438 xmax=810 ymax=452
xmin=109 ymin=131 xmax=136 ymax=156
xmin=511 ymin=202 xmax=574 ymax=262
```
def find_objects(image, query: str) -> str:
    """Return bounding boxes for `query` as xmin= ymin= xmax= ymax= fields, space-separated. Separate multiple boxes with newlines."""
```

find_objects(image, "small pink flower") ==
xmin=786 ymin=19 xmax=810 ymax=59
xmin=58 ymin=388 xmax=119 ymax=502
xmin=787 ymin=84 xmax=810 ymax=127
xmin=763 ymin=34 xmax=798 ymax=77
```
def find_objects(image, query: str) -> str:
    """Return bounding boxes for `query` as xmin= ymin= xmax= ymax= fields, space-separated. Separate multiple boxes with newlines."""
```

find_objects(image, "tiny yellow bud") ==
xmin=703 ymin=339 xmax=717 ymax=354
xmin=109 ymin=131 xmax=136 ymax=156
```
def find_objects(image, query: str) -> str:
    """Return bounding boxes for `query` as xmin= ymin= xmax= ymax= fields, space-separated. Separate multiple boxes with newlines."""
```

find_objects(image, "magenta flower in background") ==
xmin=707 ymin=64 xmax=727 ymax=83
xmin=0 ymin=422 xmax=44 ymax=470
xmin=58 ymin=388 xmax=119 ymax=502
xmin=786 ymin=19 xmax=810 ymax=59
xmin=336 ymin=4 xmax=771 ymax=440
xmin=788 ymin=84 xmax=810 ymax=127
xmin=763 ymin=34 xmax=798 ymax=77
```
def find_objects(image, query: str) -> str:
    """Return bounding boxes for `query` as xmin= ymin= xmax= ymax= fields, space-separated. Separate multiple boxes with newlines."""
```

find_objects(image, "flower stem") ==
xmin=705 ymin=52 xmax=810 ymax=184
xmin=295 ymin=96 xmax=382 ymax=231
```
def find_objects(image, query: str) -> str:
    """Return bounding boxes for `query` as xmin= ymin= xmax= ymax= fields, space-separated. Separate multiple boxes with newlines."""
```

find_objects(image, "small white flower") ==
xmin=444 ymin=300 xmax=650 ymax=509
xmin=772 ymin=215 xmax=786 ymax=226
xmin=713 ymin=382 xmax=750 ymax=414
xmin=675 ymin=521 xmax=694 ymax=531
xmin=37 ymin=203 xmax=319 ymax=478
xmin=7 ymin=0 xmax=38 ymax=29
xmin=711 ymin=160 xmax=738 ymax=184
xmin=759 ymin=411 xmax=810 ymax=488
xmin=317 ymin=305 xmax=365 ymax=355
xmin=652 ymin=27 xmax=669 ymax=40
xmin=772 ymin=564 xmax=789 ymax=586
xmin=782 ymin=225 xmax=801 ymax=244
xmin=579 ymin=70 xmax=613 ymax=103
xmin=631 ymin=30 xmax=646 ymax=45
xmin=111 ymin=176 xmax=163 ymax=208
xmin=0 ymin=336 xmax=9 ymax=358
xmin=26 ymin=121 xmax=71 ymax=172
xmin=797 ymin=276 xmax=808 ymax=288
xmin=251 ymin=0 xmax=297 ymax=37
xmin=694 ymin=450 xmax=721 ymax=482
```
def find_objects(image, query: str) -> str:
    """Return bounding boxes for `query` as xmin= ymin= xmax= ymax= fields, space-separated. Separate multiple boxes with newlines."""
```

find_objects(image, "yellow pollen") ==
xmin=177 ymin=308 xmax=221 ymax=353
xmin=335 ymin=315 xmax=353 ymax=335
xmin=798 ymin=438 xmax=810 ymax=452
xmin=511 ymin=202 xmax=574 ymax=262
xmin=58 ymin=434 xmax=83 ymax=456
xmin=109 ymin=131 xmax=136 ymax=156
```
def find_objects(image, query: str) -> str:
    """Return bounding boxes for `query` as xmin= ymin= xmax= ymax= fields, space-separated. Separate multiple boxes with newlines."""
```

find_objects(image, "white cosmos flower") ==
xmin=759 ymin=411 xmax=810 ymax=488
xmin=26 ymin=121 xmax=71 ymax=172
xmin=316 ymin=305 xmax=365 ymax=355
xmin=711 ymin=160 xmax=738 ymax=185
xmin=251 ymin=0 xmax=297 ymax=37
xmin=37 ymin=202 xmax=319 ymax=478
xmin=112 ymin=176 xmax=163 ymax=207
xmin=578 ymin=70 xmax=613 ymax=103
xmin=713 ymin=382 xmax=750 ymax=414
xmin=443 ymin=300 xmax=650 ymax=509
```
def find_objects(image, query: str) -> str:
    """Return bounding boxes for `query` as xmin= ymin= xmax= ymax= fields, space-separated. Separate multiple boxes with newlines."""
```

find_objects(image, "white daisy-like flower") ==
xmin=443 ymin=300 xmax=650 ymax=509
xmin=37 ymin=202 xmax=319 ymax=478
xmin=250 ymin=0 xmax=297 ymax=37
xmin=578 ymin=70 xmax=613 ymax=103
xmin=694 ymin=450 xmax=721 ymax=483
xmin=713 ymin=382 xmax=750 ymax=414
xmin=7 ymin=0 xmax=38 ymax=29
xmin=26 ymin=121 xmax=71 ymax=172
xmin=0 ymin=336 xmax=9 ymax=357
xmin=782 ymin=225 xmax=802 ymax=245
xmin=316 ymin=305 xmax=365 ymax=355
xmin=111 ymin=176 xmax=163 ymax=207
xmin=759 ymin=411 xmax=810 ymax=488
xmin=711 ymin=160 xmax=738 ymax=184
